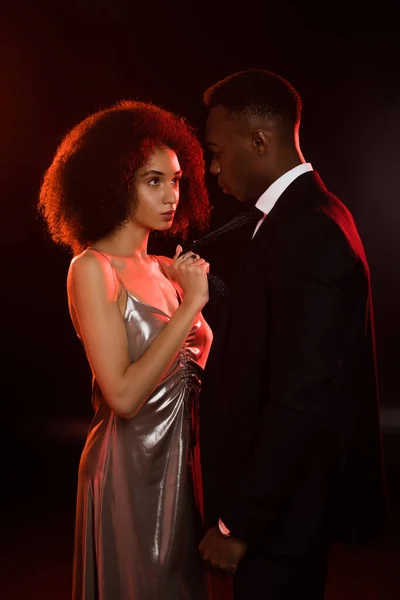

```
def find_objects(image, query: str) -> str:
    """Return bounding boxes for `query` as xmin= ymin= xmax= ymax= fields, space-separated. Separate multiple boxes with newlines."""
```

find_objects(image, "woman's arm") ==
xmin=68 ymin=250 xmax=208 ymax=419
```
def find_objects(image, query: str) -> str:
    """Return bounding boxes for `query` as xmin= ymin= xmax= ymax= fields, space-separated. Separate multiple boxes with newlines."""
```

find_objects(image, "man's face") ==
xmin=205 ymin=105 xmax=261 ymax=202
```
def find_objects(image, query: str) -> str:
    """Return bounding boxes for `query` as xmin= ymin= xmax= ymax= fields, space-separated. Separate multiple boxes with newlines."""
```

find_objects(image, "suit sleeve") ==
xmin=220 ymin=211 xmax=359 ymax=543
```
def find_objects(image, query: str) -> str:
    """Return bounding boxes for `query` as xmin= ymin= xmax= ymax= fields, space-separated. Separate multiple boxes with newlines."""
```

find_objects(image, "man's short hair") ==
xmin=203 ymin=68 xmax=302 ymax=127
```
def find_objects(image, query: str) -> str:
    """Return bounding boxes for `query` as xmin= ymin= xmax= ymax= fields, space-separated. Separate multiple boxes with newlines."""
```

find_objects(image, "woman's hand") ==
xmin=173 ymin=245 xmax=210 ymax=312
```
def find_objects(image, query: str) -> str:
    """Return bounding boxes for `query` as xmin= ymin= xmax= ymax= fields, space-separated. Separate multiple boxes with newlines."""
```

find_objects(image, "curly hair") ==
xmin=203 ymin=69 xmax=302 ymax=129
xmin=38 ymin=100 xmax=210 ymax=255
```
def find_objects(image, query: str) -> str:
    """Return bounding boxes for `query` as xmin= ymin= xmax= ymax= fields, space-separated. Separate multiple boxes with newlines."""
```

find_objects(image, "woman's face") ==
xmin=132 ymin=146 xmax=181 ymax=231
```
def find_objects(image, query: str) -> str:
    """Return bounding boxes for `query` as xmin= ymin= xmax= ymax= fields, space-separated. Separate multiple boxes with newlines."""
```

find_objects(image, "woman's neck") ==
xmin=91 ymin=222 xmax=150 ymax=260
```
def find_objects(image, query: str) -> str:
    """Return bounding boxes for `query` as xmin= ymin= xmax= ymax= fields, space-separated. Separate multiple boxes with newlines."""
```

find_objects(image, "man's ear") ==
xmin=252 ymin=129 xmax=268 ymax=155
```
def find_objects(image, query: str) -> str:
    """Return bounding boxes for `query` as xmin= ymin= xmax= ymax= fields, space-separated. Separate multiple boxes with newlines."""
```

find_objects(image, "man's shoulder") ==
xmin=273 ymin=205 xmax=364 ymax=273
xmin=285 ymin=174 xmax=361 ymax=250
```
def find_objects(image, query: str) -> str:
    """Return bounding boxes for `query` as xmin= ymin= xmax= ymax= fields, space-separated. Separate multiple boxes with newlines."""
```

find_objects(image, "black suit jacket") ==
xmin=199 ymin=171 xmax=387 ymax=557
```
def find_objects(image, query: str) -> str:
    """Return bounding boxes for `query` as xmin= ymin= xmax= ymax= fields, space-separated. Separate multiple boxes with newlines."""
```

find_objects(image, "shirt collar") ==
xmin=255 ymin=162 xmax=313 ymax=216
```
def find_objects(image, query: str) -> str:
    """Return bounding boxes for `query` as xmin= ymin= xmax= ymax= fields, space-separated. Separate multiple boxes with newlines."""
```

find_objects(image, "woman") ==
xmin=38 ymin=100 xmax=213 ymax=599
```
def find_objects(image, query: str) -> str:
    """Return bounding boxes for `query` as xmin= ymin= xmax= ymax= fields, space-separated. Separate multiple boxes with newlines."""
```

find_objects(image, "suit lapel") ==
xmin=243 ymin=170 xmax=320 ymax=265
xmin=224 ymin=172 xmax=321 ymax=349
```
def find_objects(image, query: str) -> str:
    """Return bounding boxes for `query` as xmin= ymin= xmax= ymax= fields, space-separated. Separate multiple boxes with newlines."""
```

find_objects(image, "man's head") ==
xmin=203 ymin=69 xmax=303 ymax=202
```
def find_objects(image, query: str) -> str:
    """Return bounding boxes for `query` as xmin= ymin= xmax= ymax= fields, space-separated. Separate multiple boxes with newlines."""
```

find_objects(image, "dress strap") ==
xmin=155 ymin=256 xmax=182 ymax=304
xmin=88 ymin=248 xmax=130 ymax=296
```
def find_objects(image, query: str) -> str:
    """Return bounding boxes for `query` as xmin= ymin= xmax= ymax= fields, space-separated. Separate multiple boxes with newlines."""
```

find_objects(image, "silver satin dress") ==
xmin=72 ymin=256 xmax=211 ymax=600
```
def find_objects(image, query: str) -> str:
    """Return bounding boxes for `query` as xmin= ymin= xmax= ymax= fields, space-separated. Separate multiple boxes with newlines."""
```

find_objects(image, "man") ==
xmin=198 ymin=69 xmax=387 ymax=599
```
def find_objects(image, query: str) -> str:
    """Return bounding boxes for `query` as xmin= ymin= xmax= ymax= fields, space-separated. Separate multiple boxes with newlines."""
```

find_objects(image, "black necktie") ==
xmin=179 ymin=208 xmax=263 ymax=307
xmin=180 ymin=207 xmax=263 ymax=254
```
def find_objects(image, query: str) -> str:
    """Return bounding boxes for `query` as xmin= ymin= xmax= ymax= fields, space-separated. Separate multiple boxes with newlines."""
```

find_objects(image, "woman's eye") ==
xmin=148 ymin=178 xmax=159 ymax=185
xmin=172 ymin=177 xmax=181 ymax=186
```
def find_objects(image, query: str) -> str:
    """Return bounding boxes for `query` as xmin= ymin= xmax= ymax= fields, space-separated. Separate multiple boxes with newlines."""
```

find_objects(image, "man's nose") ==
xmin=210 ymin=157 xmax=220 ymax=175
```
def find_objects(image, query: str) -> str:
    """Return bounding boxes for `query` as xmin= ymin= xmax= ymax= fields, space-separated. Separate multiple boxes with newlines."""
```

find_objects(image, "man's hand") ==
xmin=199 ymin=525 xmax=248 ymax=574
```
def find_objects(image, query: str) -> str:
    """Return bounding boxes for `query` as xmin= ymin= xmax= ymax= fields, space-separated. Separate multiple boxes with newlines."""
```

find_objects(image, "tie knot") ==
xmin=252 ymin=206 xmax=264 ymax=218
xmin=247 ymin=206 xmax=264 ymax=224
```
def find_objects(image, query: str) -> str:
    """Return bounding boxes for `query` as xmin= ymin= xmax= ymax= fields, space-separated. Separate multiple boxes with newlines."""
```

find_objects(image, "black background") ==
xmin=1 ymin=1 xmax=400 ymax=597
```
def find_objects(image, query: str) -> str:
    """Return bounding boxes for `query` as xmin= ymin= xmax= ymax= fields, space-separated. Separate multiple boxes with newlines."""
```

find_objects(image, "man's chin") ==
xmin=227 ymin=190 xmax=243 ymax=202
xmin=241 ymin=197 xmax=258 ymax=207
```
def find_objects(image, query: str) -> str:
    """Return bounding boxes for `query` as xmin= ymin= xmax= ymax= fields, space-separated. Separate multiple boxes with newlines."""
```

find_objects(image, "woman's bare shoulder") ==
xmin=68 ymin=248 xmax=104 ymax=283
xmin=68 ymin=248 xmax=118 ymax=302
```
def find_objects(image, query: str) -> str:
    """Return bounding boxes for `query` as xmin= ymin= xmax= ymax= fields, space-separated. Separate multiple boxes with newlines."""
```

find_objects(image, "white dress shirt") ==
xmin=252 ymin=162 xmax=313 ymax=238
